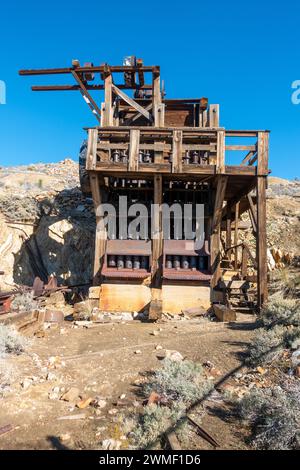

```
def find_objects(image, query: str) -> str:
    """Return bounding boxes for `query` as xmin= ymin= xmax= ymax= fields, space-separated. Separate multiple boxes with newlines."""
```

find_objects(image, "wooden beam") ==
xmin=90 ymin=173 xmax=106 ymax=285
xmin=111 ymin=84 xmax=152 ymax=122
xmin=247 ymin=193 xmax=257 ymax=232
xmin=256 ymin=176 xmax=268 ymax=309
xmin=234 ymin=202 xmax=240 ymax=270
xmin=172 ymin=130 xmax=183 ymax=173
xmin=123 ymin=103 xmax=152 ymax=126
xmin=211 ymin=176 xmax=228 ymax=288
xmin=71 ymin=71 xmax=101 ymax=120
xmin=226 ymin=204 xmax=232 ymax=260
xmin=152 ymin=71 xmax=162 ymax=126
xmin=257 ymin=131 xmax=269 ymax=175
xmin=217 ymin=130 xmax=225 ymax=173
xmin=128 ymin=129 xmax=140 ymax=172
xmin=209 ymin=104 xmax=219 ymax=127
xmin=103 ymin=74 xmax=113 ymax=126
xmin=149 ymin=174 xmax=163 ymax=320
xmin=86 ymin=129 xmax=98 ymax=170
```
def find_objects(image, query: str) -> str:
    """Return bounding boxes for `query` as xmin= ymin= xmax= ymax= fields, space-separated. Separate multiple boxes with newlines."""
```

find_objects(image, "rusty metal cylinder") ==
xmin=125 ymin=256 xmax=133 ymax=269
xmin=181 ymin=256 xmax=189 ymax=269
xmin=112 ymin=149 xmax=120 ymax=163
xmin=117 ymin=255 xmax=124 ymax=269
xmin=108 ymin=255 xmax=116 ymax=268
xmin=141 ymin=256 xmax=148 ymax=270
xmin=173 ymin=256 xmax=180 ymax=270
xmin=166 ymin=255 xmax=173 ymax=269
xmin=133 ymin=256 xmax=140 ymax=270
xmin=190 ymin=256 xmax=197 ymax=271
xmin=192 ymin=151 xmax=199 ymax=164
xmin=183 ymin=150 xmax=190 ymax=165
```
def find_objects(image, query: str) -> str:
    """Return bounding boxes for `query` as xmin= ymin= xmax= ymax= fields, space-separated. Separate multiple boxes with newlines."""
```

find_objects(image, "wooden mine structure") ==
xmin=19 ymin=57 xmax=270 ymax=318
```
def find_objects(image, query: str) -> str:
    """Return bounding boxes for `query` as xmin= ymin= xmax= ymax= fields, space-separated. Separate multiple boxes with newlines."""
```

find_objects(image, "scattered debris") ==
xmin=61 ymin=387 xmax=80 ymax=403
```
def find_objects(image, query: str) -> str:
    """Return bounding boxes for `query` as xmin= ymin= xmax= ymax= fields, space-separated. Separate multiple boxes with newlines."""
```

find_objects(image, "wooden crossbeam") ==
xmin=71 ymin=71 xmax=101 ymax=121
xmin=123 ymin=103 xmax=153 ymax=126
xmin=111 ymin=84 xmax=153 ymax=122
xmin=128 ymin=129 xmax=140 ymax=172
xmin=172 ymin=130 xmax=183 ymax=173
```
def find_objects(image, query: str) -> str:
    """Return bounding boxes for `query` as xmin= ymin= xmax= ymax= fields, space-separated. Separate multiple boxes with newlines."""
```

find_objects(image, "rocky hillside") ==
xmin=0 ymin=161 xmax=299 ymax=289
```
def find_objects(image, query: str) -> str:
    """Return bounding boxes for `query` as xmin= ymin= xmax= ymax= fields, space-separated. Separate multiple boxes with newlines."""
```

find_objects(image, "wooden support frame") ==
xmin=128 ymin=129 xmax=140 ymax=171
xmin=103 ymin=73 xmax=113 ymax=126
xmin=111 ymin=84 xmax=153 ymax=122
xmin=172 ymin=130 xmax=183 ymax=173
xmin=211 ymin=176 xmax=228 ymax=288
xmin=226 ymin=205 xmax=232 ymax=260
xmin=256 ymin=176 xmax=268 ymax=309
xmin=90 ymin=173 xmax=107 ymax=285
xmin=217 ymin=130 xmax=225 ymax=173
xmin=234 ymin=202 xmax=240 ymax=270
xmin=149 ymin=174 xmax=163 ymax=320
xmin=71 ymin=70 xmax=101 ymax=121
xmin=152 ymin=70 xmax=162 ymax=127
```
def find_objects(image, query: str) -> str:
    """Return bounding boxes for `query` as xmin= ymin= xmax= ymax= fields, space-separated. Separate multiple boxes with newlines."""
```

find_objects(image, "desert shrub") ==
xmin=261 ymin=295 xmax=300 ymax=327
xmin=248 ymin=324 xmax=300 ymax=366
xmin=11 ymin=291 xmax=38 ymax=312
xmin=143 ymin=358 xmax=213 ymax=404
xmin=131 ymin=402 xmax=186 ymax=449
xmin=237 ymin=382 xmax=300 ymax=450
xmin=0 ymin=324 xmax=29 ymax=357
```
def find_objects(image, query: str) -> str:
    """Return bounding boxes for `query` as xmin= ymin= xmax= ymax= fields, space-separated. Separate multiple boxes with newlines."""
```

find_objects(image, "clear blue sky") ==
xmin=0 ymin=0 xmax=299 ymax=178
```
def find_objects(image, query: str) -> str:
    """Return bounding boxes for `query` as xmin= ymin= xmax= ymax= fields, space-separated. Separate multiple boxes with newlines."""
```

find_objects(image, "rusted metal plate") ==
xmin=102 ymin=268 xmax=150 ymax=280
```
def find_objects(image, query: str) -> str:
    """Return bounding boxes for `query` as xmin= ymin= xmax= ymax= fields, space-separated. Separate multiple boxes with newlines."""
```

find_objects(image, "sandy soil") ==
xmin=0 ymin=315 xmax=256 ymax=450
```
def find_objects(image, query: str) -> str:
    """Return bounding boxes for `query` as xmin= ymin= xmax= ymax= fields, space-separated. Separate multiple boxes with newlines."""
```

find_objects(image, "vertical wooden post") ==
xmin=256 ymin=176 xmax=268 ymax=309
xmin=209 ymin=104 xmax=220 ymax=127
xmin=149 ymin=174 xmax=163 ymax=320
xmin=152 ymin=70 xmax=162 ymax=127
xmin=234 ymin=202 xmax=239 ymax=270
xmin=226 ymin=205 xmax=232 ymax=261
xmin=211 ymin=176 xmax=228 ymax=288
xmin=128 ymin=129 xmax=140 ymax=171
xmin=103 ymin=73 xmax=113 ymax=126
xmin=257 ymin=131 xmax=269 ymax=175
xmin=90 ymin=173 xmax=106 ymax=286
xmin=217 ymin=130 xmax=225 ymax=173
xmin=172 ymin=130 xmax=183 ymax=173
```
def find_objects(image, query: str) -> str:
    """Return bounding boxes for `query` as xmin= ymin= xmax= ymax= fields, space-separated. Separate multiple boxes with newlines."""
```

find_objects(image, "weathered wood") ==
xmin=241 ymin=245 xmax=249 ymax=278
xmin=213 ymin=303 xmax=237 ymax=322
xmin=172 ymin=130 xmax=183 ymax=173
xmin=112 ymin=84 xmax=152 ymax=122
xmin=217 ymin=130 xmax=225 ymax=173
xmin=209 ymin=104 xmax=219 ymax=127
xmin=103 ymin=74 xmax=113 ymax=126
xmin=128 ymin=129 xmax=140 ymax=171
xmin=152 ymin=72 xmax=162 ymax=126
xmin=257 ymin=131 xmax=269 ymax=175
xmin=149 ymin=174 xmax=163 ymax=320
xmin=256 ymin=176 xmax=268 ymax=308
xmin=166 ymin=432 xmax=181 ymax=450
xmin=226 ymin=204 xmax=232 ymax=260
xmin=234 ymin=202 xmax=239 ymax=270
xmin=86 ymin=128 xmax=98 ymax=170
xmin=90 ymin=173 xmax=106 ymax=285
xmin=247 ymin=193 xmax=257 ymax=233
xmin=211 ymin=176 xmax=228 ymax=288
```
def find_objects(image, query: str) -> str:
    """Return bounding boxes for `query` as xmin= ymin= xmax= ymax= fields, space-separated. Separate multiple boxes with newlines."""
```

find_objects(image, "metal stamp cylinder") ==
xmin=108 ymin=255 xmax=116 ymax=268
xmin=173 ymin=256 xmax=180 ymax=270
xmin=166 ymin=255 xmax=173 ymax=269
xmin=125 ymin=256 xmax=133 ymax=269
xmin=133 ymin=256 xmax=140 ymax=270
xmin=181 ymin=256 xmax=189 ymax=269
xmin=117 ymin=255 xmax=124 ymax=269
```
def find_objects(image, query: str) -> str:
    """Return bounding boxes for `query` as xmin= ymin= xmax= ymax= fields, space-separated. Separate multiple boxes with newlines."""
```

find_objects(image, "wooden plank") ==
xmin=71 ymin=70 xmax=101 ymax=120
xmin=209 ymin=104 xmax=219 ymax=127
xmin=256 ymin=176 xmax=268 ymax=308
xmin=247 ymin=193 xmax=257 ymax=232
xmin=211 ymin=176 xmax=228 ymax=287
xmin=128 ymin=129 xmax=140 ymax=172
xmin=172 ymin=130 xmax=183 ymax=173
xmin=226 ymin=145 xmax=256 ymax=151
xmin=86 ymin=129 xmax=98 ymax=170
xmin=103 ymin=74 xmax=113 ymax=126
xmin=149 ymin=174 xmax=163 ymax=320
xmin=152 ymin=72 xmax=162 ymax=126
xmin=213 ymin=304 xmax=237 ymax=322
xmin=123 ymin=103 xmax=152 ymax=126
xmin=90 ymin=173 xmax=106 ymax=285
xmin=226 ymin=205 xmax=232 ymax=260
xmin=257 ymin=131 xmax=269 ymax=175
xmin=111 ymin=84 xmax=152 ymax=122
xmin=217 ymin=130 xmax=225 ymax=173
xmin=166 ymin=432 xmax=181 ymax=450
xmin=234 ymin=202 xmax=239 ymax=270
xmin=241 ymin=245 xmax=249 ymax=278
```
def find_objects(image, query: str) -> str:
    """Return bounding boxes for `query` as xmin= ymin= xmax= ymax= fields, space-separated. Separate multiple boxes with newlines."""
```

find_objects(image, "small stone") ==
xmin=59 ymin=433 xmax=71 ymax=442
xmin=48 ymin=386 xmax=60 ymax=400
xmin=256 ymin=366 xmax=266 ymax=375
xmin=108 ymin=408 xmax=118 ymax=415
xmin=157 ymin=349 xmax=184 ymax=362
xmin=102 ymin=438 xmax=121 ymax=450
xmin=61 ymin=387 xmax=80 ymax=402
xmin=295 ymin=366 xmax=300 ymax=378
xmin=134 ymin=350 xmax=142 ymax=355
xmin=155 ymin=345 xmax=163 ymax=350
xmin=21 ymin=378 xmax=33 ymax=390
xmin=120 ymin=394 xmax=126 ymax=399
xmin=46 ymin=372 xmax=57 ymax=381
xmin=76 ymin=397 xmax=92 ymax=409
xmin=91 ymin=398 xmax=107 ymax=409
xmin=151 ymin=330 xmax=159 ymax=336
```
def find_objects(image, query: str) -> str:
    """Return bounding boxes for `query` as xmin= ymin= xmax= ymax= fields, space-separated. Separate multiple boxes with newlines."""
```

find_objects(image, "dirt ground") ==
xmin=0 ymin=314 xmax=256 ymax=450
